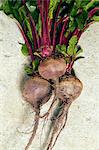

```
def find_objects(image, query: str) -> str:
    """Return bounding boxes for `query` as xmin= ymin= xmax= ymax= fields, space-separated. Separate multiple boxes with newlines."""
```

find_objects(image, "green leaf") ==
xmin=31 ymin=8 xmax=39 ymax=23
xmin=65 ymin=57 xmax=70 ymax=63
xmin=56 ymin=44 xmax=66 ymax=57
xmin=21 ymin=44 xmax=29 ymax=56
xmin=66 ymin=0 xmax=73 ymax=3
xmin=67 ymin=47 xmax=73 ymax=55
xmin=27 ymin=31 xmax=32 ymax=42
xmin=32 ymin=59 xmax=39 ymax=71
xmin=18 ymin=5 xmax=26 ymax=21
xmin=49 ymin=0 xmax=59 ymax=19
xmin=26 ymin=4 xmax=36 ymax=13
xmin=26 ymin=0 xmax=37 ymax=7
xmin=75 ymin=10 xmax=88 ymax=30
xmin=73 ymin=47 xmax=78 ymax=55
xmin=86 ymin=0 xmax=99 ymax=10
xmin=61 ymin=44 xmax=66 ymax=51
xmin=36 ymin=15 xmax=42 ymax=36
xmin=24 ymin=17 xmax=33 ymax=40
xmin=0 ymin=0 xmax=22 ymax=19
xmin=69 ymin=36 xmax=78 ymax=46
xmin=69 ymin=18 xmax=77 ymax=32
xmin=1 ymin=0 xmax=11 ymax=14
xmin=67 ymin=35 xmax=78 ymax=56
xmin=56 ymin=44 xmax=61 ymax=49
xmin=74 ymin=0 xmax=90 ymax=9
xmin=12 ymin=8 xmax=21 ymax=22
xmin=64 ymin=31 xmax=69 ymax=38
xmin=24 ymin=65 xmax=33 ymax=75
xmin=91 ymin=15 xmax=99 ymax=22
xmin=70 ymin=5 xmax=78 ymax=17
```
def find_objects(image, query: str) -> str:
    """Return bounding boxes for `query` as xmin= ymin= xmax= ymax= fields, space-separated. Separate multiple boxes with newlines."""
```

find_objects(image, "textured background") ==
xmin=0 ymin=11 xmax=99 ymax=150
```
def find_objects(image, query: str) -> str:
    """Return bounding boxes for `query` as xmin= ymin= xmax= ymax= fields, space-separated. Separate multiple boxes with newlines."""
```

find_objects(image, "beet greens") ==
xmin=1 ymin=0 xmax=99 ymax=74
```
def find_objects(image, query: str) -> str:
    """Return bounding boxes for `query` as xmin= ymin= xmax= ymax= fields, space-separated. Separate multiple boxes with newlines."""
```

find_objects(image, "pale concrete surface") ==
xmin=0 ymin=12 xmax=99 ymax=150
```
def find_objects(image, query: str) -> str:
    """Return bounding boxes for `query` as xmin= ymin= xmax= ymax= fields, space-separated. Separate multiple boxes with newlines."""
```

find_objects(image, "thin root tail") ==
xmin=46 ymin=102 xmax=72 ymax=150
xmin=25 ymin=109 xmax=40 ymax=150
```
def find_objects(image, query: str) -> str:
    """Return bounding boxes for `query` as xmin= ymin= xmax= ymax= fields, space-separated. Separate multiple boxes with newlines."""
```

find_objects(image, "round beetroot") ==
xmin=38 ymin=58 xmax=66 ymax=80
xmin=56 ymin=76 xmax=83 ymax=102
xmin=22 ymin=77 xmax=52 ymax=108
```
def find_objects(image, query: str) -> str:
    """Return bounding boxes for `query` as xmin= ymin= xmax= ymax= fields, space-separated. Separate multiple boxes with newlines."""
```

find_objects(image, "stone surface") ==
xmin=0 ymin=11 xmax=99 ymax=150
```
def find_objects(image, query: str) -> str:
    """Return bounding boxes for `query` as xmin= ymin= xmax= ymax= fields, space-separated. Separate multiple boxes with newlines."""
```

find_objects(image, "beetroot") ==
xmin=57 ymin=76 xmax=83 ymax=102
xmin=22 ymin=77 xmax=52 ymax=108
xmin=22 ymin=76 xmax=53 ymax=150
xmin=38 ymin=58 xmax=66 ymax=80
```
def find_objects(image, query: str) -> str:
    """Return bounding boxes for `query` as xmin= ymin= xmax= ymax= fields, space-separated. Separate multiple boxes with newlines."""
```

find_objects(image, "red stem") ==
xmin=66 ymin=61 xmax=74 ymax=74
xmin=76 ymin=7 xmax=99 ymax=40
xmin=88 ymin=7 xmax=99 ymax=19
xmin=57 ymin=16 xmax=68 ymax=26
xmin=37 ymin=0 xmax=50 ymax=46
xmin=29 ymin=14 xmax=40 ymax=48
xmin=71 ymin=7 xmax=99 ymax=41
xmin=37 ymin=0 xmax=43 ymax=43
xmin=17 ymin=23 xmax=34 ymax=61
xmin=59 ymin=16 xmax=69 ymax=44
xmin=78 ymin=21 xmax=94 ymax=39
xmin=52 ymin=0 xmax=62 ymax=49
xmin=65 ymin=7 xmax=99 ymax=72
xmin=46 ymin=0 xmax=51 ymax=45
xmin=53 ymin=16 xmax=68 ymax=47
xmin=43 ymin=0 xmax=50 ymax=46
xmin=23 ymin=3 xmax=40 ymax=49
xmin=73 ymin=28 xmax=80 ymax=37
xmin=52 ymin=22 xmax=57 ymax=49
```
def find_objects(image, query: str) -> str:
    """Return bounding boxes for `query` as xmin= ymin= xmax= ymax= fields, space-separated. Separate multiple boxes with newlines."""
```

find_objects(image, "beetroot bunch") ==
xmin=1 ymin=0 xmax=99 ymax=149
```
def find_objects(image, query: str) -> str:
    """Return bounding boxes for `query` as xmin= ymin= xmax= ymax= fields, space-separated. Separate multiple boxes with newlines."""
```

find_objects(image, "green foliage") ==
xmin=70 ymin=4 xmax=78 ymax=17
xmin=24 ymin=58 xmax=39 ymax=75
xmin=21 ymin=44 xmax=29 ymax=56
xmin=32 ymin=59 xmax=39 ymax=71
xmin=75 ymin=10 xmax=88 ymax=30
xmin=24 ymin=18 xmax=33 ymax=41
xmin=91 ymin=15 xmax=99 ymax=21
xmin=69 ymin=18 xmax=77 ymax=32
xmin=18 ymin=5 xmax=26 ymax=21
xmin=86 ymin=0 xmax=99 ymax=10
xmin=67 ymin=36 xmax=78 ymax=55
xmin=0 ymin=0 xmax=22 ymax=22
xmin=65 ymin=0 xmax=74 ymax=4
xmin=56 ymin=44 xmax=67 ymax=57
xmin=49 ymin=0 xmax=59 ymax=19
xmin=26 ymin=0 xmax=37 ymax=7
xmin=0 ymin=0 xmax=11 ymax=14
xmin=36 ymin=15 xmax=42 ymax=36
xmin=30 ymin=7 xmax=39 ymax=24
xmin=0 ymin=0 xmax=98 ymax=72
xmin=56 ymin=35 xmax=83 ymax=65
xmin=24 ymin=65 xmax=33 ymax=75
xmin=0 ymin=0 xmax=39 ymax=23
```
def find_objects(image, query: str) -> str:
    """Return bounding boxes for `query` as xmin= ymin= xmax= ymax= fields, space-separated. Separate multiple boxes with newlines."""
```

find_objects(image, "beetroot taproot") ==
xmin=22 ymin=76 xmax=52 ymax=108
xmin=38 ymin=58 xmax=66 ymax=80
xmin=57 ymin=76 xmax=83 ymax=102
